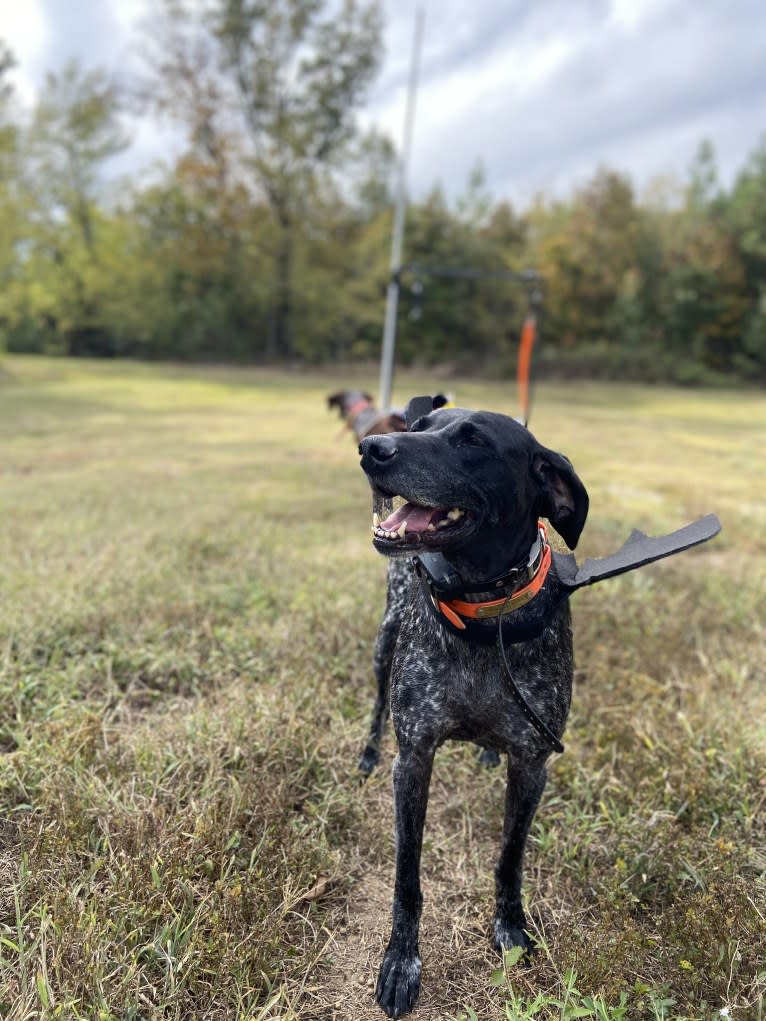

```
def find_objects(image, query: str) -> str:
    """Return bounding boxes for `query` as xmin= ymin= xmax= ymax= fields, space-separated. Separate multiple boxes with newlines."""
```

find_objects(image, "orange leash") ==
xmin=517 ymin=315 xmax=536 ymax=428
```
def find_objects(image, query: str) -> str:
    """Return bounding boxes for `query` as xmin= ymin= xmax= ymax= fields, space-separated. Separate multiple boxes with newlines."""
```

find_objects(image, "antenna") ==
xmin=378 ymin=6 xmax=424 ymax=411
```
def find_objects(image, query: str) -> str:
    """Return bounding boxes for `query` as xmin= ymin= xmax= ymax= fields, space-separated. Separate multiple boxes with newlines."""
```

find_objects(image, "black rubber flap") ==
xmin=554 ymin=513 xmax=722 ymax=591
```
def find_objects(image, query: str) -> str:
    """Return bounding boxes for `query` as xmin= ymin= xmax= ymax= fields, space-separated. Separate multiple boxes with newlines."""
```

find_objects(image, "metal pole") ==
xmin=378 ymin=6 xmax=424 ymax=411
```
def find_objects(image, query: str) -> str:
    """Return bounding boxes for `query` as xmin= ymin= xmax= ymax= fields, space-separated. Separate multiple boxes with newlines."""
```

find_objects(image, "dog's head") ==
xmin=359 ymin=407 xmax=588 ymax=562
xmin=327 ymin=389 xmax=373 ymax=420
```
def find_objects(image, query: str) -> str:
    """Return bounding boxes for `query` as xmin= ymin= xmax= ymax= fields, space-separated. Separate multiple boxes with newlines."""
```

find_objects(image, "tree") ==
xmin=15 ymin=63 xmax=130 ymax=355
xmin=527 ymin=168 xmax=645 ymax=353
xmin=0 ymin=42 xmax=20 ymax=355
xmin=687 ymin=139 xmax=720 ymax=212
xmin=725 ymin=137 xmax=766 ymax=376
xmin=216 ymin=0 xmax=383 ymax=359
xmin=137 ymin=1 xmax=235 ymax=191
xmin=145 ymin=0 xmax=383 ymax=360
xmin=0 ymin=40 xmax=20 ymax=229
xmin=29 ymin=62 xmax=128 ymax=255
xmin=348 ymin=127 xmax=397 ymax=220
xmin=0 ymin=39 xmax=15 ymax=135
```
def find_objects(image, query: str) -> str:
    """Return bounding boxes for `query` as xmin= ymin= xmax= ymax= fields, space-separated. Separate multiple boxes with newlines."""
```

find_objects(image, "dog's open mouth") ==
xmin=371 ymin=499 xmax=474 ymax=550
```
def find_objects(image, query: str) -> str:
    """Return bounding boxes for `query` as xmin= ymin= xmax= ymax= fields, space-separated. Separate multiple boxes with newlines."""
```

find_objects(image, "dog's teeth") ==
xmin=427 ymin=523 xmax=436 ymax=532
xmin=437 ymin=518 xmax=450 ymax=529
xmin=373 ymin=512 xmax=380 ymax=527
xmin=396 ymin=521 xmax=407 ymax=538
xmin=447 ymin=508 xmax=463 ymax=521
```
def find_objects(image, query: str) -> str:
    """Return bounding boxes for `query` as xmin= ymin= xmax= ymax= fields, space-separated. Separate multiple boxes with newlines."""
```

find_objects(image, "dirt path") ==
xmin=310 ymin=871 xmax=503 ymax=1021
xmin=303 ymin=752 xmax=509 ymax=1021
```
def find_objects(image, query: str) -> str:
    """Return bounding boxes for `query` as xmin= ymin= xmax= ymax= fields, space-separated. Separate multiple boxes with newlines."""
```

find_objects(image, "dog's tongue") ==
xmin=380 ymin=502 xmax=444 ymax=533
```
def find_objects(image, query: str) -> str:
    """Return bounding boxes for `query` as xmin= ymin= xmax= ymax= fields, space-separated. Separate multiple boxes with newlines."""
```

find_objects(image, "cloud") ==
xmin=371 ymin=0 xmax=766 ymax=203
xmin=0 ymin=2 xmax=49 ymax=103
xmin=37 ymin=0 xmax=123 ymax=73
xmin=3 ymin=0 xmax=765 ymax=206
xmin=1 ymin=0 xmax=150 ymax=101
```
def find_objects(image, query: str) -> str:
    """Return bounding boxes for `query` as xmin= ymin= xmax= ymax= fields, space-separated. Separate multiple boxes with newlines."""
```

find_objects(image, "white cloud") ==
xmin=608 ymin=0 xmax=668 ymax=33
xmin=0 ymin=2 xmax=48 ymax=104
xmin=3 ymin=0 xmax=765 ymax=204
xmin=371 ymin=0 xmax=766 ymax=203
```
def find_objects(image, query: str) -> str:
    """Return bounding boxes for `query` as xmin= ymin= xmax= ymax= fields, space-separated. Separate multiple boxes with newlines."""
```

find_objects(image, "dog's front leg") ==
xmin=493 ymin=761 xmax=547 ymax=953
xmin=376 ymin=741 xmax=434 ymax=1018
xmin=358 ymin=601 xmax=398 ymax=775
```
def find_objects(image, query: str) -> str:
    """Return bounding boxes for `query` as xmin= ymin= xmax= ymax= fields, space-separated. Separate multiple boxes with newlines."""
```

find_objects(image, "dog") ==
xmin=358 ymin=404 xmax=588 ymax=1018
xmin=327 ymin=389 xmax=407 ymax=442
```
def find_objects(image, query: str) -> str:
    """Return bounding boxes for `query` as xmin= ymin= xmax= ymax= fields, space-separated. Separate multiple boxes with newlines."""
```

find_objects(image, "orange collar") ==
xmin=436 ymin=526 xmax=552 ymax=632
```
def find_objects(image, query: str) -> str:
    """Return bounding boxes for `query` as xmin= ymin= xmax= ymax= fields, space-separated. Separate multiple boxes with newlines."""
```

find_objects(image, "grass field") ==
xmin=0 ymin=356 xmax=764 ymax=1021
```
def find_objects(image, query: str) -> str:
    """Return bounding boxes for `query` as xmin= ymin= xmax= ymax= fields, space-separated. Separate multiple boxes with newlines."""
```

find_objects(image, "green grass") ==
xmin=0 ymin=355 xmax=764 ymax=1020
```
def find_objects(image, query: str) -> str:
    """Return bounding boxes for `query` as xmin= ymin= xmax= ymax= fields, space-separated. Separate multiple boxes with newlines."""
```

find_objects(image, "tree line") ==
xmin=1 ymin=1 xmax=765 ymax=384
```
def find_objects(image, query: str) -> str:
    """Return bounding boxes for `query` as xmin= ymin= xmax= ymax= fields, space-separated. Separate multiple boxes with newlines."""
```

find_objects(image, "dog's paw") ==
xmin=375 ymin=949 xmax=421 ymax=1018
xmin=478 ymin=748 xmax=501 ymax=769
xmin=493 ymin=917 xmax=533 ymax=956
xmin=358 ymin=743 xmax=379 ymax=777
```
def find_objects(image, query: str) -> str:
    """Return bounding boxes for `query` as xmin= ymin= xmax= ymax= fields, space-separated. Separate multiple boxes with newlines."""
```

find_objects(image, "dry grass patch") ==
xmin=0 ymin=357 xmax=764 ymax=1020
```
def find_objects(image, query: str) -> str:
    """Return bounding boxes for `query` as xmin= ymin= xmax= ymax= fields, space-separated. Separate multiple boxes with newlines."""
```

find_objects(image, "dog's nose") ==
xmin=359 ymin=434 xmax=399 ymax=465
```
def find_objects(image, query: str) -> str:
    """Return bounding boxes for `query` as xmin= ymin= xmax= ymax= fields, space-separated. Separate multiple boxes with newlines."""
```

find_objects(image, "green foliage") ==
xmin=475 ymin=957 xmax=637 ymax=1021
xmin=2 ymin=11 xmax=766 ymax=381
xmin=142 ymin=0 xmax=383 ymax=359
xmin=2 ymin=61 xmax=130 ymax=359
xmin=0 ymin=43 xmax=24 ymax=354
xmin=392 ymin=177 xmax=529 ymax=372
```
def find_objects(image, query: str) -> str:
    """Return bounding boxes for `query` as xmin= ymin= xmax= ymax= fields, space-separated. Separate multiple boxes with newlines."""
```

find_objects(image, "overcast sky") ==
xmin=2 ymin=0 xmax=765 ymax=207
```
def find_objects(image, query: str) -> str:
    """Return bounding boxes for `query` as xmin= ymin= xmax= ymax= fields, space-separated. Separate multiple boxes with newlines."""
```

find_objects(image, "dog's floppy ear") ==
xmin=532 ymin=447 xmax=589 ymax=549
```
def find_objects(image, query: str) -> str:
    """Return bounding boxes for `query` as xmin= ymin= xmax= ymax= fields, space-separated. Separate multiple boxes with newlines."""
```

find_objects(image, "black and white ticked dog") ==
xmin=358 ymin=404 xmax=588 ymax=1018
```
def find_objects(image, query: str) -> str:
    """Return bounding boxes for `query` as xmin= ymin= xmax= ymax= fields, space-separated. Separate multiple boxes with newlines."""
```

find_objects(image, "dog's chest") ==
xmin=391 ymin=594 xmax=573 ymax=754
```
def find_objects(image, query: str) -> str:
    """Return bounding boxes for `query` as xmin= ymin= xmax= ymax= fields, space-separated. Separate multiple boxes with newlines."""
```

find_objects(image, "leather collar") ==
xmin=414 ymin=523 xmax=553 ymax=639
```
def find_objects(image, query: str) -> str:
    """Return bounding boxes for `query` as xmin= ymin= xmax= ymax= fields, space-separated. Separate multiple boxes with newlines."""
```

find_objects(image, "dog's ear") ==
xmin=327 ymin=392 xmax=343 ymax=410
xmin=405 ymin=395 xmax=436 ymax=428
xmin=532 ymin=447 xmax=589 ymax=549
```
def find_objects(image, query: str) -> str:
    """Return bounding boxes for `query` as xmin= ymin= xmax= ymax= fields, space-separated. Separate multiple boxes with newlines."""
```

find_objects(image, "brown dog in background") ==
xmin=327 ymin=390 xmax=407 ymax=442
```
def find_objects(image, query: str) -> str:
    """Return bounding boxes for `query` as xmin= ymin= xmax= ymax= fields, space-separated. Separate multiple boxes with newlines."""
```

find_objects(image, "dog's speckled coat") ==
xmin=358 ymin=407 xmax=589 ymax=1018
xmin=358 ymin=556 xmax=414 ymax=775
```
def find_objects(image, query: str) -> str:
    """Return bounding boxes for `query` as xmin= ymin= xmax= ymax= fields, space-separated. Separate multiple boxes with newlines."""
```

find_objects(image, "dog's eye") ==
xmin=410 ymin=417 xmax=429 ymax=432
